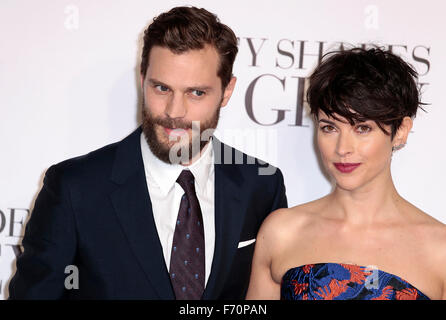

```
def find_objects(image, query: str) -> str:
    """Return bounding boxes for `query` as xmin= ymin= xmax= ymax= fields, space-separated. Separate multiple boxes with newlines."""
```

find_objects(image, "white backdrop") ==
xmin=1 ymin=0 xmax=444 ymax=299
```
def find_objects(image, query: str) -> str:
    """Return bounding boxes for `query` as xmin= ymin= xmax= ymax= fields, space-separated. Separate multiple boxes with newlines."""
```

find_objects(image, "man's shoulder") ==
xmin=213 ymin=138 xmax=282 ymax=180
xmin=47 ymin=127 xmax=141 ymax=182
xmin=51 ymin=141 xmax=118 ymax=172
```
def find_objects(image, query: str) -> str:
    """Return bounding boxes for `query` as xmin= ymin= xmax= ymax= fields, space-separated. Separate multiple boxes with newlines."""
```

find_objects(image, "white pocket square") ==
xmin=237 ymin=238 xmax=256 ymax=248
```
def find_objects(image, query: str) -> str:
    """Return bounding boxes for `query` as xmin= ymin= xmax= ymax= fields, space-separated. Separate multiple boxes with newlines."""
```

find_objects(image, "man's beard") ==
xmin=141 ymin=97 xmax=221 ymax=165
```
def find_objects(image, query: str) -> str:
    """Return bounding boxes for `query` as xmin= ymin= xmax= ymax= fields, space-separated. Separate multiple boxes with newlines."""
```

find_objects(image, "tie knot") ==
xmin=176 ymin=170 xmax=195 ymax=193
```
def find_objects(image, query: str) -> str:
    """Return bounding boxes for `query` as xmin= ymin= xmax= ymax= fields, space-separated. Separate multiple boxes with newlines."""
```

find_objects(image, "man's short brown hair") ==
xmin=140 ymin=6 xmax=238 ymax=89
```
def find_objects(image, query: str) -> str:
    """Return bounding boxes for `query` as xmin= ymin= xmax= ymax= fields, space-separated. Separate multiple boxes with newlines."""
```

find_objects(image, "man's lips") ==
xmin=163 ymin=127 xmax=189 ymax=137
xmin=333 ymin=162 xmax=361 ymax=173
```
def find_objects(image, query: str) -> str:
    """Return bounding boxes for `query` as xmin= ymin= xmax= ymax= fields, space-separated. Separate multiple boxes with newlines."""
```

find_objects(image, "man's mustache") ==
xmin=151 ymin=116 xmax=193 ymax=130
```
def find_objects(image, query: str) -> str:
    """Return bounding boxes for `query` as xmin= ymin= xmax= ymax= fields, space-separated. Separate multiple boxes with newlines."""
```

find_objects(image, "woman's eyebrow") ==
xmin=318 ymin=119 xmax=336 ymax=125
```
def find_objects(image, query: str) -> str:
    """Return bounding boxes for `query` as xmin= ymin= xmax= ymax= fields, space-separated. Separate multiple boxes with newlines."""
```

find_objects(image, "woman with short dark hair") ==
xmin=246 ymin=48 xmax=446 ymax=300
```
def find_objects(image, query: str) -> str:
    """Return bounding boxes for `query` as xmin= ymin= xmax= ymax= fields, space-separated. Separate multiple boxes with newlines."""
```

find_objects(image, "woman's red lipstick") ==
xmin=334 ymin=163 xmax=361 ymax=173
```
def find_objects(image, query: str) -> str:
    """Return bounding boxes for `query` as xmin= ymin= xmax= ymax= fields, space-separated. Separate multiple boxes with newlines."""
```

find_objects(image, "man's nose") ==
xmin=165 ymin=93 xmax=186 ymax=119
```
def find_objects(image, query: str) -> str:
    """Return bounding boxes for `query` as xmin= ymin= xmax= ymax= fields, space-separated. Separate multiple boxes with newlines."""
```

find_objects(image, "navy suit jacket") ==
xmin=9 ymin=127 xmax=287 ymax=299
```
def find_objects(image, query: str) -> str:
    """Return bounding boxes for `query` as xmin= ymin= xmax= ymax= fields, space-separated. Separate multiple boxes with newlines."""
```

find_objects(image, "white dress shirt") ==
xmin=140 ymin=132 xmax=215 ymax=286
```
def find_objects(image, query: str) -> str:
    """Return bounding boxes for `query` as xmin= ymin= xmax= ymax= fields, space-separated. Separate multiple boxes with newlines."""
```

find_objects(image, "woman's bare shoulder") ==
xmin=405 ymin=201 xmax=446 ymax=233
xmin=258 ymin=197 xmax=329 ymax=244
xmin=422 ymin=216 xmax=446 ymax=292
xmin=418 ymin=209 xmax=446 ymax=255
xmin=405 ymin=203 xmax=446 ymax=283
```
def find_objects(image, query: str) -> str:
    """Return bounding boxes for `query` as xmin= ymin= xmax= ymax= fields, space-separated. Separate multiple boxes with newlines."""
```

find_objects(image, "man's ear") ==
xmin=140 ymin=74 xmax=145 ymax=90
xmin=392 ymin=116 xmax=413 ymax=147
xmin=221 ymin=76 xmax=237 ymax=107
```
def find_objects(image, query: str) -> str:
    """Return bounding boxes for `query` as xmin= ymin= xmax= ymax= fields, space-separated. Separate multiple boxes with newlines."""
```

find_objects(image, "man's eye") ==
xmin=191 ymin=90 xmax=205 ymax=97
xmin=155 ymin=85 xmax=169 ymax=92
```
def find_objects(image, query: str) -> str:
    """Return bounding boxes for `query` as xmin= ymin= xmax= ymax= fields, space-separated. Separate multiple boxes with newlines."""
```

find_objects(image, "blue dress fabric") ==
xmin=281 ymin=263 xmax=429 ymax=300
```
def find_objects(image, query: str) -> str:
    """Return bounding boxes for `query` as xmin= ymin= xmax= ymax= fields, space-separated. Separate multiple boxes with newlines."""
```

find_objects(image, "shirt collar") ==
xmin=140 ymin=132 xmax=214 ymax=196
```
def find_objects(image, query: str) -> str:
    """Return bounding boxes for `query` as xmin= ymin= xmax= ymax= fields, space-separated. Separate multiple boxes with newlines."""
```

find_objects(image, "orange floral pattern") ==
xmin=395 ymin=288 xmax=419 ymax=300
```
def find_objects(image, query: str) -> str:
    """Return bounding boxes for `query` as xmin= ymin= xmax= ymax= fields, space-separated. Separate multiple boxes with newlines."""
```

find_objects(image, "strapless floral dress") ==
xmin=281 ymin=263 xmax=429 ymax=300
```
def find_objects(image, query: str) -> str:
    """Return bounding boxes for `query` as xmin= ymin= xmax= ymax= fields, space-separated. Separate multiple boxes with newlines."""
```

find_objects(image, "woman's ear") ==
xmin=392 ymin=116 xmax=413 ymax=148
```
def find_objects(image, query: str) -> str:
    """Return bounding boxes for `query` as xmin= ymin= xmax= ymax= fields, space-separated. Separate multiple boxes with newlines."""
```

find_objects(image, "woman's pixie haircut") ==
xmin=306 ymin=47 xmax=425 ymax=139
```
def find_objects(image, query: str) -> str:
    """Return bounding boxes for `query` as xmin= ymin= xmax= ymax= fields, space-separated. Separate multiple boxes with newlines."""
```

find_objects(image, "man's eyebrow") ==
xmin=147 ymin=78 xmax=170 ymax=88
xmin=185 ymin=85 xmax=213 ymax=92
xmin=147 ymin=78 xmax=213 ymax=92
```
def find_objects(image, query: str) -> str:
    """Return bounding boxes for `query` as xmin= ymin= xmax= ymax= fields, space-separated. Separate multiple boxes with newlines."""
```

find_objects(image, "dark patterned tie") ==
xmin=169 ymin=170 xmax=205 ymax=299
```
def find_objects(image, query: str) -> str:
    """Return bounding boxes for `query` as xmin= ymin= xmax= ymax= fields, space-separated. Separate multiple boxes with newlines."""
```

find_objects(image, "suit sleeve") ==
xmin=270 ymin=168 xmax=288 ymax=211
xmin=8 ymin=165 xmax=78 ymax=299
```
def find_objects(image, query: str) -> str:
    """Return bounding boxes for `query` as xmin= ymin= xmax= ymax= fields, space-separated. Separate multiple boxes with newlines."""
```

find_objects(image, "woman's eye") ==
xmin=191 ymin=90 xmax=205 ymax=97
xmin=356 ymin=125 xmax=371 ymax=134
xmin=320 ymin=125 xmax=336 ymax=133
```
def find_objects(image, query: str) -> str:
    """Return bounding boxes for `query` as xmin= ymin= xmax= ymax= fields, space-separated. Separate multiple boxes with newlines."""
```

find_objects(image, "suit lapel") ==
xmin=108 ymin=131 xmax=248 ymax=299
xmin=109 ymin=127 xmax=174 ymax=299
xmin=202 ymin=139 xmax=247 ymax=299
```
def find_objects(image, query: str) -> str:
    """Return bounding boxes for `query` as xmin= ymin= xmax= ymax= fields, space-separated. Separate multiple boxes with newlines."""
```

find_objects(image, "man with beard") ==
xmin=9 ymin=6 xmax=287 ymax=300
